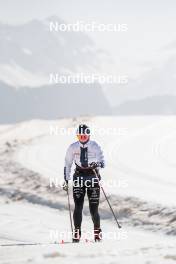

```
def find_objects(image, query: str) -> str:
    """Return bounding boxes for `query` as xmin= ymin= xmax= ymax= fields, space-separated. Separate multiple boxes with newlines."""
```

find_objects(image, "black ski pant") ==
xmin=73 ymin=174 xmax=100 ymax=230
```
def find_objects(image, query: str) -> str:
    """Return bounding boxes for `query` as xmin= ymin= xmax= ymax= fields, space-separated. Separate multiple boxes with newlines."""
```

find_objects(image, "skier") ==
xmin=63 ymin=124 xmax=105 ymax=242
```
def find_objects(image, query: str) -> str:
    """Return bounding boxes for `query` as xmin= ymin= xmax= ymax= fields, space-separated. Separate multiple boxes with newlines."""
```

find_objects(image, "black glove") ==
xmin=89 ymin=162 xmax=104 ymax=169
xmin=63 ymin=167 xmax=69 ymax=191
xmin=63 ymin=180 xmax=68 ymax=192
xmin=89 ymin=162 xmax=98 ymax=169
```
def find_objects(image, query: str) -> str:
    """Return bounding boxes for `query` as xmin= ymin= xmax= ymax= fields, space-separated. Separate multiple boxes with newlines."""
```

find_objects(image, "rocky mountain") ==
xmin=113 ymin=95 xmax=176 ymax=115
xmin=0 ymin=81 xmax=111 ymax=124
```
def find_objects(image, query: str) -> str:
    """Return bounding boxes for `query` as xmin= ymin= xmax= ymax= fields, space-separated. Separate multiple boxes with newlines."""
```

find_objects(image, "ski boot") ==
xmin=72 ymin=228 xmax=81 ymax=243
xmin=94 ymin=228 xmax=102 ymax=242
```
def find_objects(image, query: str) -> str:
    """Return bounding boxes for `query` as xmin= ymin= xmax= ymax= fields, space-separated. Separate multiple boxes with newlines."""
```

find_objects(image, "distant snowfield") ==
xmin=14 ymin=116 xmax=176 ymax=207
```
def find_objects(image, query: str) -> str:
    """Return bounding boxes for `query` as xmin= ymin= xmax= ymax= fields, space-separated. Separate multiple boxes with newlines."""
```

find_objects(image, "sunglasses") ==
xmin=77 ymin=134 xmax=90 ymax=142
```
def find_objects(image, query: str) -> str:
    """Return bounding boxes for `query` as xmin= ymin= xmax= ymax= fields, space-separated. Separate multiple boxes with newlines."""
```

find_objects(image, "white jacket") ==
xmin=64 ymin=140 xmax=105 ymax=180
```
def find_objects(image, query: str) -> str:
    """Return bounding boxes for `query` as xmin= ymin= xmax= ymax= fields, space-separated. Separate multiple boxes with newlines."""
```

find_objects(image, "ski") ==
xmin=0 ymin=240 xmax=96 ymax=247
xmin=0 ymin=242 xmax=57 ymax=247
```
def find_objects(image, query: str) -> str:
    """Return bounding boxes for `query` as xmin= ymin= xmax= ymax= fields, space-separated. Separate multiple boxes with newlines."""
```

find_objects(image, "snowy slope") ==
xmin=0 ymin=116 xmax=176 ymax=264
xmin=0 ymin=199 xmax=175 ymax=264
xmin=14 ymin=116 xmax=176 ymax=206
xmin=0 ymin=18 xmax=101 ymax=88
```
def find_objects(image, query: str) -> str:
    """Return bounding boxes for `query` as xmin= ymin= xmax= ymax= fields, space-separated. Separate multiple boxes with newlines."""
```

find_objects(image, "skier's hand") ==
xmin=89 ymin=162 xmax=103 ymax=169
xmin=89 ymin=162 xmax=98 ymax=169
xmin=63 ymin=180 xmax=68 ymax=192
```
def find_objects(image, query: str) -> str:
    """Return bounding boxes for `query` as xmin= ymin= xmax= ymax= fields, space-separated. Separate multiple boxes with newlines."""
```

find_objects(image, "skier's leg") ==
xmin=73 ymin=178 xmax=86 ymax=231
xmin=87 ymin=178 xmax=102 ymax=241
xmin=87 ymin=179 xmax=100 ymax=228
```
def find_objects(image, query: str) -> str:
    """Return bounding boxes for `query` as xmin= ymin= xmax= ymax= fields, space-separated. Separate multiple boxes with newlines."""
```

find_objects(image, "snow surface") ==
xmin=0 ymin=116 xmax=176 ymax=264
xmin=15 ymin=116 xmax=176 ymax=206
xmin=0 ymin=199 xmax=175 ymax=264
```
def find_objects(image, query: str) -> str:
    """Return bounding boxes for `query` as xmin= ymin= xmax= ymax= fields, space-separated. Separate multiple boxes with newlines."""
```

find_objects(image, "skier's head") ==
xmin=76 ymin=124 xmax=90 ymax=144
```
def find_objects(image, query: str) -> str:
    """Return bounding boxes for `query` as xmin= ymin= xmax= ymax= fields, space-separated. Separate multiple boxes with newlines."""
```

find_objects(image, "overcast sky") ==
xmin=0 ymin=0 xmax=176 ymax=79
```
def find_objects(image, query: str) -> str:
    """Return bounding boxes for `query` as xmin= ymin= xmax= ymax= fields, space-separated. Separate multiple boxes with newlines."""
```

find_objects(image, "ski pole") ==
xmin=93 ymin=169 xmax=122 ymax=229
xmin=66 ymin=183 xmax=74 ymax=235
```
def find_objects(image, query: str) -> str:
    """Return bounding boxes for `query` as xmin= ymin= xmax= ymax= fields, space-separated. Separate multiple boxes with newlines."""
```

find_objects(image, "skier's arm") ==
xmin=64 ymin=145 xmax=74 ymax=181
xmin=95 ymin=143 xmax=105 ymax=168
